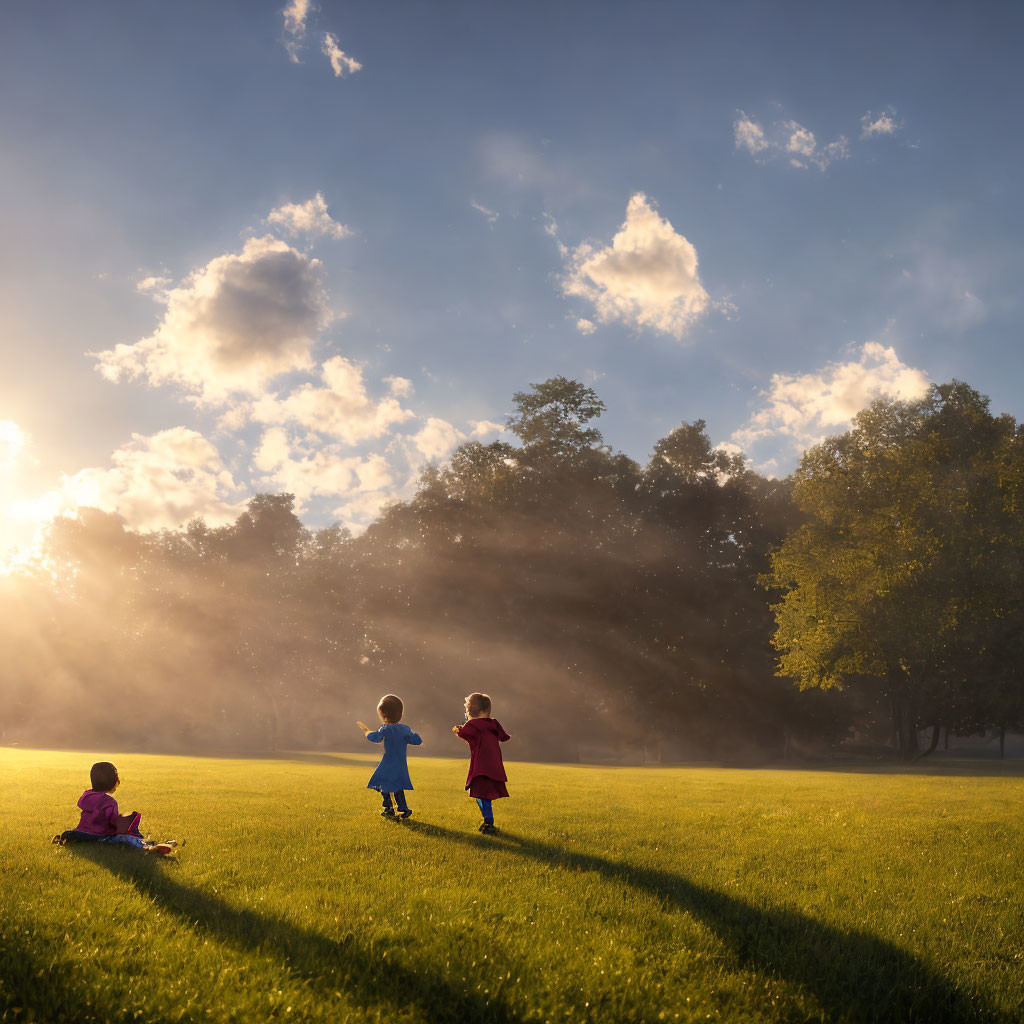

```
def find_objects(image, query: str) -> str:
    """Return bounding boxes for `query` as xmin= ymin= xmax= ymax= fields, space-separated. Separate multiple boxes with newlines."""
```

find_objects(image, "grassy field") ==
xmin=1 ymin=748 xmax=1022 ymax=1024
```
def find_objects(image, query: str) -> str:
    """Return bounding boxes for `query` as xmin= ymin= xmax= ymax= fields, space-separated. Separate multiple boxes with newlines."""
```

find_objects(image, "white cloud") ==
xmin=860 ymin=110 xmax=901 ymax=138
xmin=135 ymin=274 xmax=171 ymax=297
xmin=470 ymin=200 xmax=499 ymax=225
xmin=576 ymin=318 xmax=596 ymax=335
xmin=283 ymin=0 xmax=312 ymax=62
xmin=562 ymin=193 xmax=710 ymax=340
xmin=251 ymin=356 xmax=415 ymax=445
xmin=332 ymin=490 xmax=395 ymax=535
xmin=411 ymin=417 xmax=465 ymax=461
xmin=469 ymin=419 xmax=505 ymax=437
xmin=267 ymin=192 xmax=351 ymax=240
xmin=383 ymin=375 xmax=414 ymax=399
xmin=735 ymin=110 xmax=849 ymax=171
xmin=253 ymin=426 xmax=390 ymax=507
xmin=322 ymin=32 xmax=362 ymax=77
xmin=734 ymin=113 xmax=769 ymax=156
xmin=732 ymin=342 xmax=931 ymax=455
xmin=94 ymin=236 xmax=330 ymax=404
xmin=22 ymin=428 xmax=245 ymax=532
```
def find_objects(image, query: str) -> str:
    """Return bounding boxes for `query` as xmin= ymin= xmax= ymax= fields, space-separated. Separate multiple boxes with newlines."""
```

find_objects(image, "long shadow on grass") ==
xmin=68 ymin=846 xmax=518 ymax=1024
xmin=407 ymin=822 xmax=1005 ymax=1024
xmin=0 ymin=936 xmax=138 ymax=1024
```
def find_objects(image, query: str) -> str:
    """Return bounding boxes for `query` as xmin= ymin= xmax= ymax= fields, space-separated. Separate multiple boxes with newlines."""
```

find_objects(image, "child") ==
xmin=452 ymin=692 xmax=510 ymax=833
xmin=52 ymin=761 xmax=175 ymax=855
xmin=357 ymin=694 xmax=422 ymax=819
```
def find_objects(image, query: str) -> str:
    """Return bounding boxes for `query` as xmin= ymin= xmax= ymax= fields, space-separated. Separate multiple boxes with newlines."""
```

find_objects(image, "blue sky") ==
xmin=1 ymin=0 xmax=1022 ymax=550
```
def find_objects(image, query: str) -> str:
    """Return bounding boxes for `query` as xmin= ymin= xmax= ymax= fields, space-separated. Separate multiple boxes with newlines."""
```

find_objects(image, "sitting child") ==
xmin=357 ymin=694 xmax=422 ymax=819
xmin=453 ymin=692 xmax=510 ymax=833
xmin=52 ymin=761 xmax=176 ymax=855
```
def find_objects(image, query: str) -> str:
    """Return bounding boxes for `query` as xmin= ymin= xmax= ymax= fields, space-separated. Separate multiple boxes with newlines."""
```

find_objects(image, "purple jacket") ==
xmin=75 ymin=789 xmax=119 ymax=835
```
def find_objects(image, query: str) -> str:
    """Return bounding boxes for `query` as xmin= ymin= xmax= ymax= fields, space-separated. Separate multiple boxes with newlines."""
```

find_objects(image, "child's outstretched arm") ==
xmin=356 ymin=721 xmax=372 ymax=736
xmin=357 ymin=721 xmax=383 ymax=741
xmin=497 ymin=723 xmax=511 ymax=742
xmin=452 ymin=724 xmax=468 ymax=740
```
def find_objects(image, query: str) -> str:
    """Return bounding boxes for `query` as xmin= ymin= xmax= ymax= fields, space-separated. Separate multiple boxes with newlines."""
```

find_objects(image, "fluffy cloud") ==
xmin=20 ymin=428 xmax=244 ymax=532
xmin=382 ymin=375 xmax=414 ymax=399
xmin=860 ymin=110 xmax=901 ymax=138
xmin=251 ymin=357 xmax=415 ymax=445
xmin=469 ymin=419 xmax=505 ymax=437
xmin=322 ymin=32 xmax=362 ymax=77
xmin=332 ymin=490 xmax=396 ymax=534
xmin=576 ymin=318 xmax=596 ymax=335
xmin=267 ymin=192 xmax=351 ymax=240
xmin=283 ymin=0 xmax=312 ymax=62
xmin=734 ymin=111 xmax=849 ymax=171
xmin=411 ymin=417 xmax=465 ymax=461
xmin=253 ymin=427 xmax=392 ymax=507
xmin=93 ymin=236 xmax=330 ymax=403
xmin=562 ymin=193 xmax=710 ymax=340
xmin=135 ymin=274 xmax=171 ymax=297
xmin=732 ymin=342 xmax=931 ymax=455
xmin=734 ymin=114 xmax=769 ymax=156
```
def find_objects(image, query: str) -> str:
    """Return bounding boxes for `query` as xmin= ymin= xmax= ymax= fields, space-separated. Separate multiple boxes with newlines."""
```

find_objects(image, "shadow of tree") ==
xmin=406 ymin=821 xmax=1006 ymax=1024
xmin=68 ymin=846 xmax=518 ymax=1024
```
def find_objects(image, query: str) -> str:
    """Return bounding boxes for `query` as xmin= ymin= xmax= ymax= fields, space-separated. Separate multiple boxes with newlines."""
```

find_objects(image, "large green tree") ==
xmin=766 ymin=382 xmax=1023 ymax=757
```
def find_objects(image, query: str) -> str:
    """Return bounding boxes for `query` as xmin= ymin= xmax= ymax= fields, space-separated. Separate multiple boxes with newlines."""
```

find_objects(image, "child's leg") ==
xmin=476 ymin=798 xmax=493 ymax=825
xmin=380 ymin=792 xmax=396 ymax=815
xmin=99 ymin=834 xmax=147 ymax=850
xmin=392 ymin=790 xmax=412 ymax=818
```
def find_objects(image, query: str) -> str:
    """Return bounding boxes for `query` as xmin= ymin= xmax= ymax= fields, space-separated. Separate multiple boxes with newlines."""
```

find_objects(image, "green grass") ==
xmin=1 ymin=748 xmax=1022 ymax=1024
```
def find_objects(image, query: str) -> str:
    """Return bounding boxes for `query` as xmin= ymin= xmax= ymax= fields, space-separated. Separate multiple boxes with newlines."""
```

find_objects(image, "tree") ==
xmin=765 ymin=382 xmax=1020 ymax=758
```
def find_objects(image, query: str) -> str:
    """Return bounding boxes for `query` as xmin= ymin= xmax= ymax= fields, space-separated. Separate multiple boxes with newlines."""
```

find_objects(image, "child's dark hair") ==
xmin=377 ymin=694 xmax=404 ymax=723
xmin=90 ymin=761 xmax=118 ymax=792
xmin=465 ymin=692 xmax=491 ymax=716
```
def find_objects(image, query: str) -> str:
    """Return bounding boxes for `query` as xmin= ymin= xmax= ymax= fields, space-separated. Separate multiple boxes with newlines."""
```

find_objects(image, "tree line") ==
xmin=1 ymin=377 xmax=1021 ymax=760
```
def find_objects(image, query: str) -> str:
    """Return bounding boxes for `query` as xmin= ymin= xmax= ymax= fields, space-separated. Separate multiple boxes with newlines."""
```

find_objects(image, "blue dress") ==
xmin=366 ymin=722 xmax=422 ymax=792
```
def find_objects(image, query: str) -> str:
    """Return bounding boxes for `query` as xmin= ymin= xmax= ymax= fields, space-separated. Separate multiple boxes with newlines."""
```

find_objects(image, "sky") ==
xmin=2 ymin=0 xmax=1022 ymax=554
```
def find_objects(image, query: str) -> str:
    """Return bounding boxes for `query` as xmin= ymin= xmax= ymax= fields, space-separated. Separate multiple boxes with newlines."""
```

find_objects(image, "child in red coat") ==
xmin=452 ymin=692 xmax=510 ymax=833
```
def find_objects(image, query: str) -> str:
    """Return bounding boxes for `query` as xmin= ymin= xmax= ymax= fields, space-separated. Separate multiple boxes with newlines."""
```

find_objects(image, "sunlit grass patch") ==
xmin=1 ymin=748 xmax=1022 ymax=1023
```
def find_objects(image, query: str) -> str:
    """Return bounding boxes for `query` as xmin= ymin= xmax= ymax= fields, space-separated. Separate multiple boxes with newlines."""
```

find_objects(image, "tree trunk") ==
xmin=999 ymin=725 xmax=1006 ymax=759
xmin=943 ymin=725 xmax=949 ymax=751
xmin=891 ymin=694 xmax=920 ymax=760
xmin=913 ymin=723 xmax=941 ymax=762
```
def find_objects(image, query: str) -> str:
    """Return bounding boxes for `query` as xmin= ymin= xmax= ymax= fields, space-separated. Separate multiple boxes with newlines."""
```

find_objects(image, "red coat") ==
xmin=456 ymin=717 xmax=510 ymax=786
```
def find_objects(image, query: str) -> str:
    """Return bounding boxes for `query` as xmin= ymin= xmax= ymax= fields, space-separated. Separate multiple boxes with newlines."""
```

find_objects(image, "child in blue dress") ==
xmin=357 ymin=694 xmax=422 ymax=819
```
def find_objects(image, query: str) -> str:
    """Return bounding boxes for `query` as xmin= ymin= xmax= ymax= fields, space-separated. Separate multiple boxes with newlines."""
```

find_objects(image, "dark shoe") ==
xmin=396 ymin=808 xmax=412 ymax=819
xmin=381 ymin=808 xmax=396 ymax=818
xmin=479 ymin=822 xmax=496 ymax=834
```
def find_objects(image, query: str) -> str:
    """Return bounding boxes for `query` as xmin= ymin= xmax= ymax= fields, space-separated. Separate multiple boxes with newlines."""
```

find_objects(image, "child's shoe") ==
xmin=381 ymin=807 xmax=396 ymax=818
xmin=146 ymin=843 xmax=176 ymax=856
xmin=396 ymin=808 xmax=413 ymax=819
xmin=479 ymin=821 xmax=496 ymax=834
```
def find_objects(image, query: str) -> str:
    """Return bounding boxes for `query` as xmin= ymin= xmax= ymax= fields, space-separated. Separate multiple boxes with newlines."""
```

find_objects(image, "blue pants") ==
xmin=59 ymin=829 xmax=146 ymax=850
xmin=381 ymin=791 xmax=408 ymax=812
xmin=476 ymin=798 xmax=493 ymax=823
